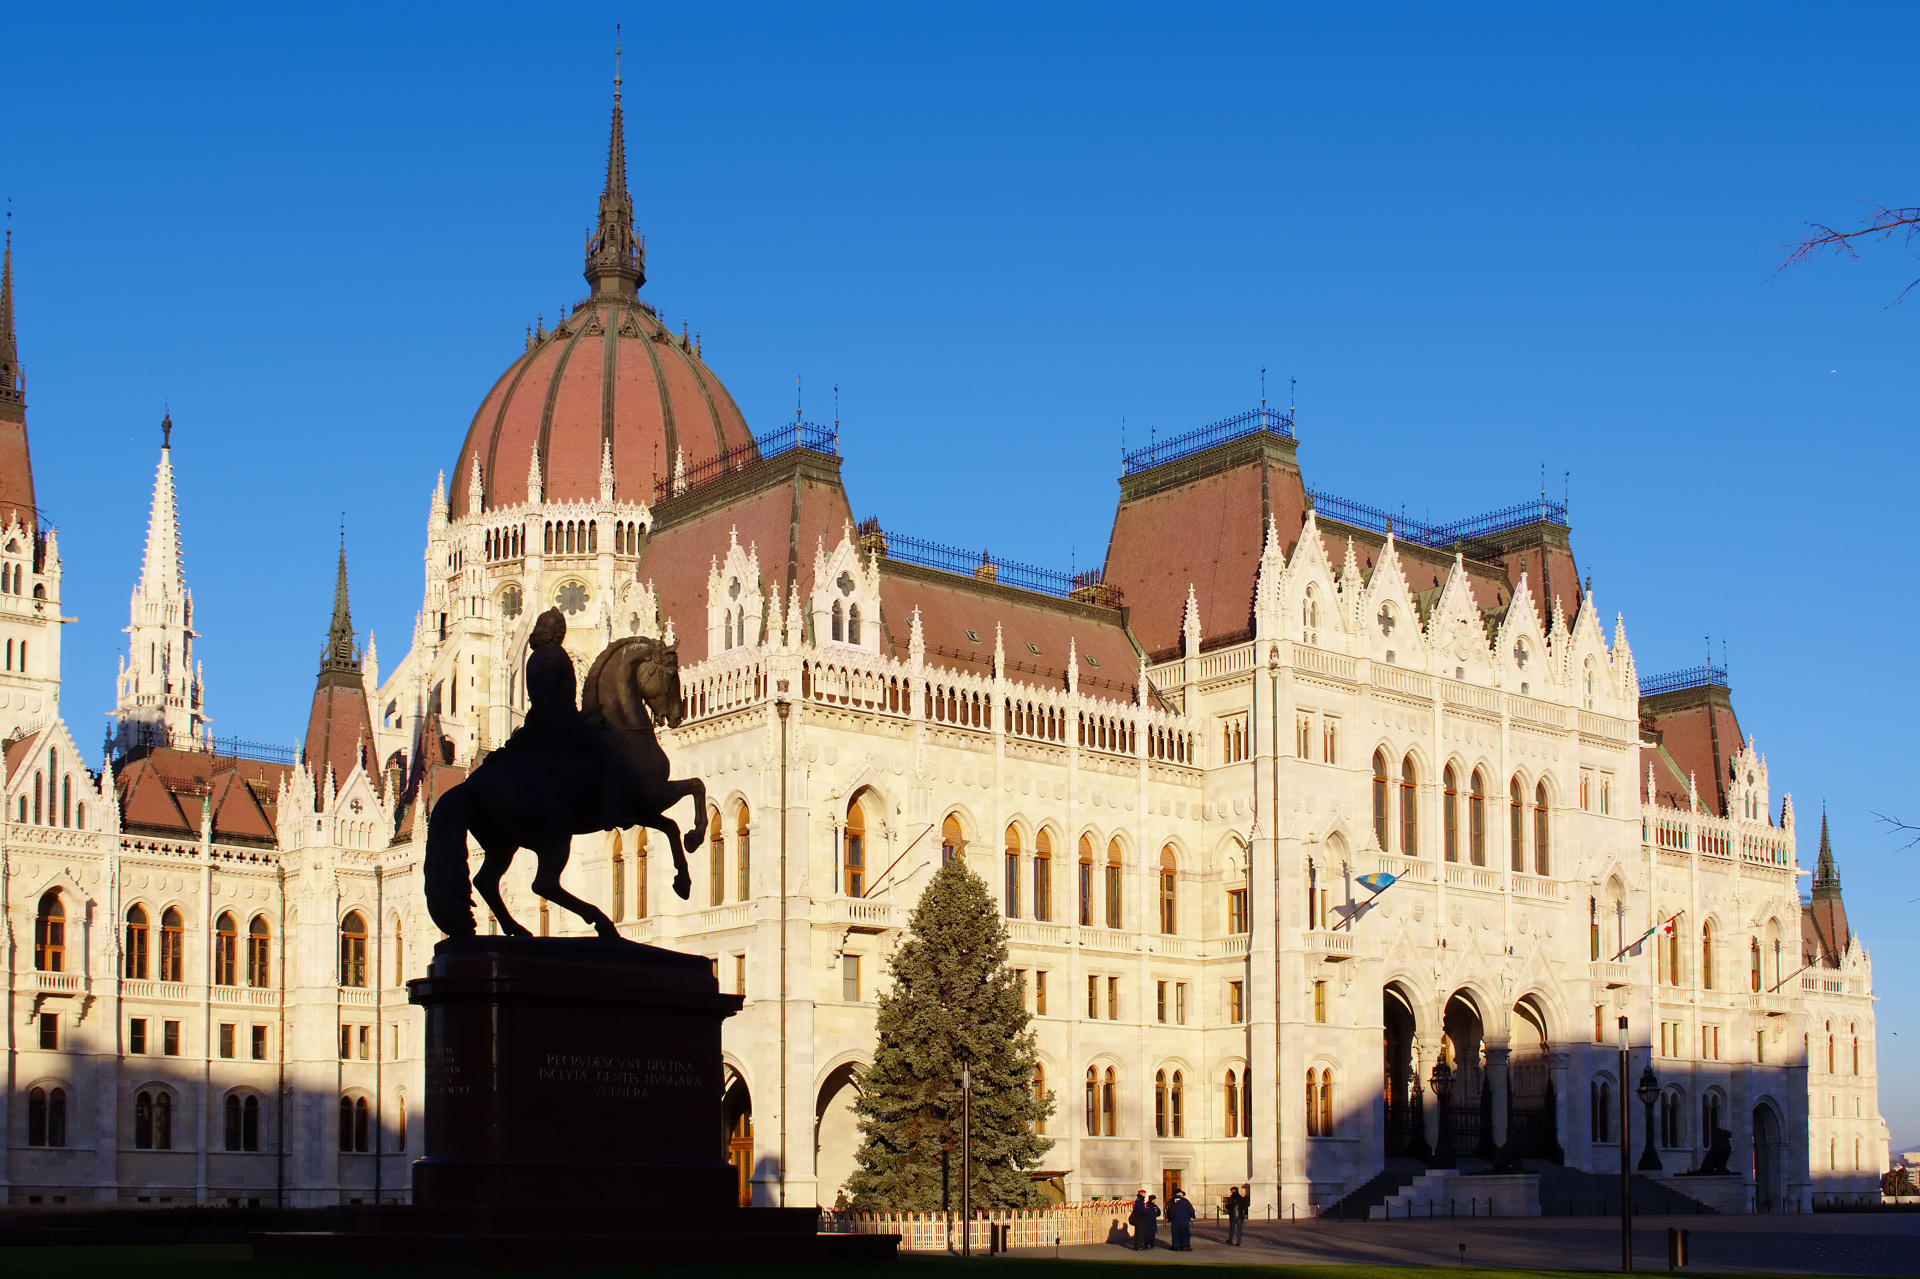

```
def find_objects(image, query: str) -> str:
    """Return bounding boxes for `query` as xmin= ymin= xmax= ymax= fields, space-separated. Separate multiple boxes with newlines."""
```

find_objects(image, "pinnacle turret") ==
xmin=1813 ymin=806 xmax=1839 ymax=889
xmin=583 ymin=41 xmax=644 ymax=297
xmin=112 ymin=418 xmax=207 ymax=756
xmin=319 ymin=538 xmax=361 ymax=682
xmin=0 ymin=230 xmax=19 ymax=405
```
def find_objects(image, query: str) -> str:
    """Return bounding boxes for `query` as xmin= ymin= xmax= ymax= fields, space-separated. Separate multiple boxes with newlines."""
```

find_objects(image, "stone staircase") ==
xmin=1317 ymin=1159 xmax=1426 ymax=1220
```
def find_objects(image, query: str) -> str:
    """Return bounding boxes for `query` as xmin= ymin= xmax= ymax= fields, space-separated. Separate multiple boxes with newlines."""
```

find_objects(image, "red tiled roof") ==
xmin=304 ymin=681 xmax=379 ymax=800
xmin=451 ymin=302 xmax=754 ymax=518
xmin=114 ymin=748 xmax=291 ymax=847
xmin=1640 ymin=688 xmax=1742 ymax=815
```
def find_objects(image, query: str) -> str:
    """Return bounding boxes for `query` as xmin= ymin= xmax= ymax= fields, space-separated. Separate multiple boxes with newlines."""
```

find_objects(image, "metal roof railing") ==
xmin=1639 ymin=665 xmax=1730 ymax=698
xmin=1121 ymin=406 xmax=1295 ymax=476
xmin=1306 ymin=489 xmax=1569 ymax=552
xmin=655 ymin=421 xmax=837 ymax=503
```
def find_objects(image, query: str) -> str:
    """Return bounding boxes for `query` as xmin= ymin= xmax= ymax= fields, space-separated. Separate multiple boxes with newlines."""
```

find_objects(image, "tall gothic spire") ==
xmin=1813 ymin=806 xmax=1839 ymax=889
xmin=139 ymin=417 xmax=186 ymax=601
xmin=113 ymin=417 xmax=206 ymax=756
xmin=0 ymin=229 xmax=36 ymax=534
xmin=583 ymin=35 xmax=644 ymax=297
xmin=319 ymin=537 xmax=361 ymax=681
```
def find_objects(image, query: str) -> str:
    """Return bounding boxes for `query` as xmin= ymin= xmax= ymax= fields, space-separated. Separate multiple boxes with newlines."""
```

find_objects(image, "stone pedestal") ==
xmin=409 ymin=935 xmax=740 ymax=1209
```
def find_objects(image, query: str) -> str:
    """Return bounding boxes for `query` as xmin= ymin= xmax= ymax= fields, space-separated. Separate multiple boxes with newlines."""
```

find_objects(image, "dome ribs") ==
xmin=632 ymin=313 xmax=680 ymax=477
xmin=534 ymin=318 xmax=595 ymax=500
xmin=472 ymin=346 xmax=543 ymax=517
xmin=661 ymin=327 xmax=731 ymax=462
xmin=598 ymin=305 xmax=619 ymax=496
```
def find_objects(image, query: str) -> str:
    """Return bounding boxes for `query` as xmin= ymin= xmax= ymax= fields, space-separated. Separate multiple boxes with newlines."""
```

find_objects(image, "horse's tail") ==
xmin=423 ymin=782 xmax=477 ymax=937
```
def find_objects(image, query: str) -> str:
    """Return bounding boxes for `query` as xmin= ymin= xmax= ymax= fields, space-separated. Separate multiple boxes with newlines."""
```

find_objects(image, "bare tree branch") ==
xmin=1870 ymin=810 xmax=1920 ymax=850
xmin=1778 ymin=203 xmax=1920 ymax=304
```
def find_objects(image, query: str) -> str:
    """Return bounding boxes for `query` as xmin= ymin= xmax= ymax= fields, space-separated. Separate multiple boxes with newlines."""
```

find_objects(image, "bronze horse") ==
xmin=423 ymin=636 xmax=706 ymax=940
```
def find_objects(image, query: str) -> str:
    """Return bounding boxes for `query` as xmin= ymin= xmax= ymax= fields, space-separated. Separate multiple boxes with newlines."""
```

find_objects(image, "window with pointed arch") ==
xmin=1700 ymin=1091 xmax=1722 ymax=1148
xmin=1033 ymin=830 xmax=1053 ymax=922
xmin=1700 ymin=920 xmax=1714 ymax=992
xmin=1158 ymin=847 xmax=1177 ymax=935
xmin=1155 ymin=1070 xmax=1170 ymax=1137
xmin=211 ymin=912 xmax=238 ymax=986
xmin=1533 ymin=782 xmax=1550 ymax=875
xmin=160 ymin=907 xmax=185 ymax=983
xmin=1442 ymin=766 xmax=1459 ymax=862
xmin=27 ymin=1085 xmax=68 ymax=1146
xmin=135 ymin=1088 xmax=174 ymax=1150
xmin=610 ymin=832 xmax=627 ymax=923
xmin=735 ymin=805 xmax=752 ymax=902
xmin=1658 ymin=1088 xmax=1683 ymax=1149
xmin=1301 ymin=585 xmax=1319 ymax=643
xmin=125 ymin=905 xmax=150 ymax=979
xmin=1105 ymin=839 xmax=1123 ymax=929
xmin=1084 ymin=1068 xmax=1098 ymax=1135
xmin=1853 ymin=1026 xmax=1860 ymax=1075
xmin=1032 ymin=1063 xmax=1047 ymax=1135
xmin=1101 ymin=1066 xmax=1117 ymax=1136
xmin=339 ymin=912 xmax=368 ymax=988
xmin=1583 ymin=658 xmax=1598 ymax=710
xmin=1170 ymin=1070 xmax=1185 ymax=1137
xmin=941 ymin=814 xmax=965 ymax=867
xmin=224 ymin=1092 xmax=261 ymax=1151
xmin=1590 ymin=1076 xmax=1613 ymax=1143
xmin=843 ymin=796 xmax=867 ymax=897
xmin=247 ymin=916 xmax=271 ymax=988
xmin=1469 ymin=771 xmax=1487 ymax=866
xmin=1372 ymin=751 xmax=1390 ymax=848
xmin=34 ymin=891 xmax=64 ymax=972
xmin=339 ymin=1095 xmax=370 ymax=1152
xmin=1005 ymin=825 xmax=1022 ymax=919
xmin=707 ymin=808 xmax=726 ymax=906
xmin=1077 ymin=836 xmax=1094 ymax=926
xmin=1399 ymin=755 xmax=1418 ymax=855
xmin=1223 ymin=1069 xmax=1241 ymax=1138
xmin=1306 ymin=1069 xmax=1333 ymax=1137
xmin=1508 ymin=776 xmax=1525 ymax=872
xmin=848 ymin=604 xmax=862 ymax=646
xmin=831 ymin=600 xmax=845 ymax=643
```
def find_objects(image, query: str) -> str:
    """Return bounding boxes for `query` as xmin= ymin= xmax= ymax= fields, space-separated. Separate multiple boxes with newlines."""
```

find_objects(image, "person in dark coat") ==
xmin=1224 ymin=1187 xmax=1246 ymax=1245
xmin=1127 ymin=1191 xmax=1150 ymax=1249
xmin=1141 ymin=1195 xmax=1161 ymax=1250
xmin=1166 ymin=1189 xmax=1195 ymax=1250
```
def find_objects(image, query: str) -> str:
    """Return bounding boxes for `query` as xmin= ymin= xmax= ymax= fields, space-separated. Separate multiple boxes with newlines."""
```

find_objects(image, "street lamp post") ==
xmin=960 ymin=1061 xmax=973 ymax=1258
xmin=1637 ymin=1063 xmax=1662 ymax=1172
xmin=1429 ymin=1058 xmax=1455 ymax=1170
xmin=1618 ymin=1016 xmax=1631 ymax=1272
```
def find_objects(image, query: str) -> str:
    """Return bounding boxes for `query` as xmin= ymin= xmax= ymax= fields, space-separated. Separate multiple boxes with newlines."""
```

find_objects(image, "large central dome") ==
xmin=450 ymin=80 xmax=753 ymax=518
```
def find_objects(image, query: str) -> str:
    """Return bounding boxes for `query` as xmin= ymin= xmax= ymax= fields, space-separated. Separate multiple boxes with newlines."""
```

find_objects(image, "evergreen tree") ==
xmin=844 ymin=856 xmax=1054 ymax=1210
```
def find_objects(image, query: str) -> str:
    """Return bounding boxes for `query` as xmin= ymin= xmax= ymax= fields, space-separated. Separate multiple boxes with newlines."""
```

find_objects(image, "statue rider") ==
xmin=503 ymin=608 xmax=629 ymax=829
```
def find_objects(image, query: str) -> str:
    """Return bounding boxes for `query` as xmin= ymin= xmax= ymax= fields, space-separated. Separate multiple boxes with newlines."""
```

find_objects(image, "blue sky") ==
xmin=6 ymin=6 xmax=1916 ymax=1142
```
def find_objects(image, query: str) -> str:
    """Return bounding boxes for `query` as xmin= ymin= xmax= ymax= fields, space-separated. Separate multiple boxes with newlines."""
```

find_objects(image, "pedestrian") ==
xmin=1142 ymin=1195 xmax=1161 ymax=1250
xmin=1167 ymin=1188 xmax=1195 ymax=1251
xmin=1224 ymin=1186 xmax=1246 ymax=1245
xmin=1128 ymin=1191 xmax=1149 ymax=1250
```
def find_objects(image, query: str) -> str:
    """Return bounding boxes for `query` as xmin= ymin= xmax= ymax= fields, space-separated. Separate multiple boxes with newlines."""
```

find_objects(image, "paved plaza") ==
xmin=1039 ymin=1213 xmax=1920 ymax=1275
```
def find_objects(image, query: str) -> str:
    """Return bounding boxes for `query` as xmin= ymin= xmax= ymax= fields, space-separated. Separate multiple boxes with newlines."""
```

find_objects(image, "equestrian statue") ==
xmin=424 ymin=607 xmax=705 ymax=940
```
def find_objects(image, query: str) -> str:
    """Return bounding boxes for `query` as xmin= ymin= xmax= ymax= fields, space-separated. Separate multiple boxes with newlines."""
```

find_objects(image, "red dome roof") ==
xmin=450 ymin=80 xmax=755 ymax=518
xmin=451 ymin=302 xmax=752 ymax=517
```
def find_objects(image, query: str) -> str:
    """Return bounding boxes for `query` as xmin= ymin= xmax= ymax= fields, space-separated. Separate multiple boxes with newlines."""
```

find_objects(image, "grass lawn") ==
xmin=0 ymin=1244 xmax=1879 ymax=1279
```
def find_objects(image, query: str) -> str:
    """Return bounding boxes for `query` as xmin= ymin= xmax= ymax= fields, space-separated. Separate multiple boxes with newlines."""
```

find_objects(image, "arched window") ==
xmin=610 ymin=832 xmax=626 ymax=923
xmin=941 ymin=814 xmax=963 ymax=866
xmin=1826 ymin=1027 xmax=1835 ymax=1074
xmin=1590 ymin=1077 xmax=1612 ymax=1143
xmin=1033 ymin=830 xmax=1053 ymax=922
xmin=339 ymin=912 xmax=367 ymax=987
xmin=1853 ymin=1030 xmax=1860 ymax=1076
xmin=1400 ymin=756 xmax=1418 ymax=855
xmin=1224 ymin=1069 xmax=1241 ymax=1138
xmin=1170 ymin=1070 xmax=1185 ymax=1138
xmin=1700 ymin=921 xmax=1714 ymax=991
xmin=1583 ymin=658 xmax=1597 ymax=709
xmin=1101 ymin=1067 xmax=1117 ymax=1136
xmin=1004 ymin=825 xmax=1022 ymax=919
xmin=1155 ymin=1070 xmax=1169 ymax=1137
xmin=1750 ymin=937 xmax=1761 ymax=992
xmin=1158 ymin=847 xmax=1177 ymax=935
xmin=1319 ymin=1069 xmax=1333 ymax=1137
xmin=735 ymin=805 xmax=752 ymax=902
xmin=1084 ymin=1068 xmax=1098 ymax=1136
xmin=724 ymin=611 xmax=733 ymax=649
xmin=1029 ymin=1064 xmax=1047 ymax=1135
xmin=61 ymin=775 xmax=70 ymax=828
xmin=1105 ymin=838 xmax=1123 ymax=929
xmin=33 ymin=770 xmax=42 ymax=823
xmin=1077 ymin=836 xmax=1094 ymax=926
xmin=34 ymin=894 xmax=65 ymax=973
xmin=708 ymin=807 xmax=726 ymax=906
xmin=339 ymin=1095 xmax=370 ymax=1153
xmin=1469 ymin=770 xmax=1487 ymax=866
xmin=136 ymin=1089 xmax=173 ymax=1150
xmin=844 ymin=796 xmax=866 ymax=897
xmin=1509 ymin=776 xmax=1525 ymax=872
xmin=393 ymin=916 xmax=404 ymax=986
xmin=27 ymin=1086 xmax=67 ymax=1147
xmin=159 ymin=908 xmax=184 ymax=983
xmin=1533 ymin=781 xmax=1550 ymax=875
xmin=1372 ymin=751 xmax=1390 ymax=848
xmin=1659 ymin=1089 xmax=1682 ymax=1148
xmin=1301 ymin=585 xmax=1319 ymax=641
xmin=125 ymin=905 xmax=150 ymax=980
xmin=1442 ymin=765 xmax=1458 ymax=862
xmin=214 ymin=912 xmax=238 ymax=986
xmin=831 ymin=600 xmax=844 ymax=642
xmin=247 ymin=917 xmax=271 ymax=988
xmin=1701 ymin=1091 xmax=1722 ymax=1148
xmin=587 ymin=520 xmax=597 ymax=552
xmin=225 ymin=1093 xmax=262 ymax=1151
xmin=848 ymin=604 xmax=862 ymax=646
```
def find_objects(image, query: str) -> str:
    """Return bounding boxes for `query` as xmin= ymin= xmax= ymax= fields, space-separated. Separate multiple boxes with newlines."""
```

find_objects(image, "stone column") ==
xmin=1416 ymin=1031 xmax=1446 ymax=1153
xmin=1485 ymin=1042 xmax=1511 ymax=1148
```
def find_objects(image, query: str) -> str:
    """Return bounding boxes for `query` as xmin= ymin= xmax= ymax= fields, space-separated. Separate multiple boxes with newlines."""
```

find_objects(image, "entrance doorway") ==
xmin=1752 ymin=1102 xmax=1783 ymax=1211
xmin=723 ymin=1075 xmax=753 ymax=1207
xmin=1162 ymin=1168 xmax=1182 ymax=1206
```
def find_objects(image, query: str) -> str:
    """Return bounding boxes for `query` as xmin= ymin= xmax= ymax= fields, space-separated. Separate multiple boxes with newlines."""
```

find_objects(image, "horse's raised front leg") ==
xmin=529 ymin=838 xmax=624 ymax=942
xmin=640 ymin=812 xmax=693 ymax=900
xmin=472 ymin=839 xmax=532 ymax=937
xmin=674 ymin=777 xmax=709 ymax=854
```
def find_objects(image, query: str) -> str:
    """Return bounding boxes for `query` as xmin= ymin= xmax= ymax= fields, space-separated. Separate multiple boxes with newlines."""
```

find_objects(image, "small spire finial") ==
xmin=161 ymin=412 xmax=172 ymax=449
xmin=615 ymin=22 xmax=622 ymax=100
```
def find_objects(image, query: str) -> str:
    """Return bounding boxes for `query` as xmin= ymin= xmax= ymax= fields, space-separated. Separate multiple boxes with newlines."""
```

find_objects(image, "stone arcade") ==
xmin=0 ymin=84 xmax=1887 ymax=1212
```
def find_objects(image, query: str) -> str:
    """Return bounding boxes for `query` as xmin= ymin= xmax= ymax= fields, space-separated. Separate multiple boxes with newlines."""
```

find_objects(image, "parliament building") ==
xmin=0 ymin=78 xmax=1886 ymax=1213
